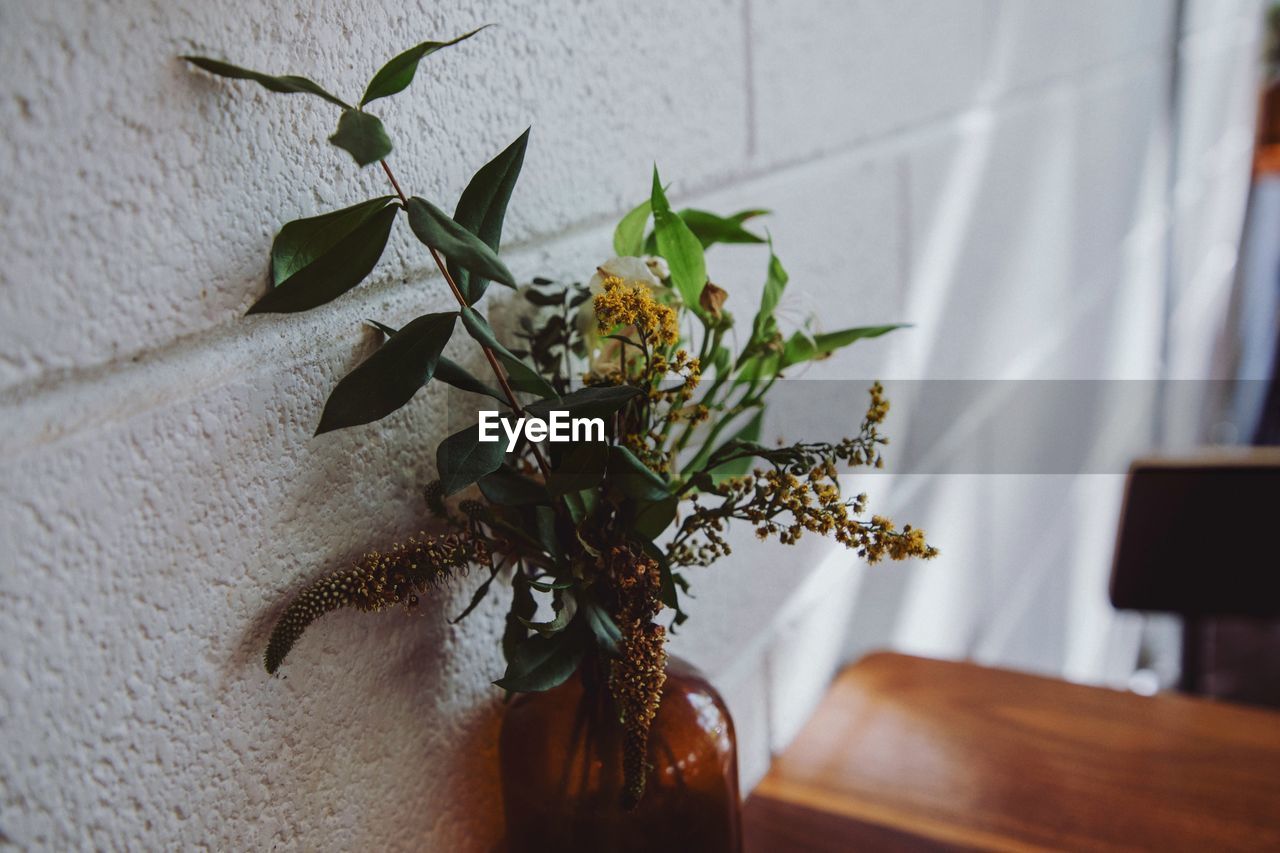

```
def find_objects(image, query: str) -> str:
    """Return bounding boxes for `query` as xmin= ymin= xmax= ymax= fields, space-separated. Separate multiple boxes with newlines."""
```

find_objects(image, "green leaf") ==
xmin=522 ymin=287 xmax=565 ymax=307
xmin=478 ymin=465 xmax=549 ymax=506
xmin=270 ymin=197 xmax=396 ymax=284
xmin=780 ymin=331 xmax=816 ymax=366
xmin=452 ymin=561 xmax=500 ymax=624
xmin=583 ymin=600 xmax=622 ymax=655
xmin=406 ymin=197 xmax=517 ymax=290
xmin=436 ymin=421 xmax=507 ymax=495
xmin=729 ymin=208 xmax=771 ymax=225
xmin=613 ymin=198 xmax=651 ymax=257
xmin=650 ymin=167 xmax=707 ymax=314
xmin=710 ymin=345 xmax=732 ymax=377
xmin=315 ymin=312 xmax=457 ymax=434
xmin=182 ymin=56 xmax=352 ymax=108
xmin=503 ymin=574 xmax=537 ymax=667
xmin=680 ymin=208 xmax=767 ymax=249
xmin=534 ymin=506 xmax=561 ymax=562
xmin=360 ymin=26 xmax=490 ymax=105
xmin=449 ymin=129 xmax=530 ymax=303
xmin=707 ymin=408 xmax=764 ymax=483
xmin=250 ymin=200 xmax=398 ymax=314
xmin=528 ymin=577 xmax=573 ymax=592
xmin=520 ymin=587 xmax=572 ymax=636
xmin=608 ymin=446 xmax=670 ymax=502
xmin=751 ymin=241 xmax=789 ymax=344
xmin=366 ymin=324 xmax=506 ymax=403
xmin=459 ymin=308 xmax=558 ymax=398
xmin=434 ymin=356 xmax=507 ymax=404
xmin=546 ymin=441 xmax=608 ymax=497
xmin=735 ymin=350 xmax=781 ymax=381
xmin=494 ymin=623 xmax=586 ymax=692
xmin=781 ymin=324 xmax=908 ymax=367
xmin=633 ymin=494 xmax=678 ymax=539
xmin=562 ymin=489 xmax=597 ymax=525
xmin=329 ymin=109 xmax=393 ymax=167
xmin=525 ymin=384 xmax=639 ymax=421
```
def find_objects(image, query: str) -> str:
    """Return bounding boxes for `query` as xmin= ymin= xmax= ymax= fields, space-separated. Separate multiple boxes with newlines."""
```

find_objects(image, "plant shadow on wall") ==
xmin=184 ymin=23 xmax=935 ymax=850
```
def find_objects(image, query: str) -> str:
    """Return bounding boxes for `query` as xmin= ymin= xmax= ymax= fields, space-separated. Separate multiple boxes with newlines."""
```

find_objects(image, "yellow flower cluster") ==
xmin=264 ymin=532 xmax=480 ymax=673
xmin=593 ymin=274 xmax=679 ymax=347
xmin=739 ymin=467 xmax=935 ymax=560
xmin=668 ymin=386 xmax=936 ymax=567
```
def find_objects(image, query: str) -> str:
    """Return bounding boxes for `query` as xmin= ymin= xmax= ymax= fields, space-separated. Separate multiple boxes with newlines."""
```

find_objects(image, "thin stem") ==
xmin=379 ymin=159 xmax=408 ymax=205
xmin=379 ymin=158 xmax=551 ymax=477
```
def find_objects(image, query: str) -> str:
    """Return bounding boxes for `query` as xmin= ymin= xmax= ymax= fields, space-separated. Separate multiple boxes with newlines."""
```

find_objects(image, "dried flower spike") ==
xmin=264 ymin=533 xmax=477 ymax=673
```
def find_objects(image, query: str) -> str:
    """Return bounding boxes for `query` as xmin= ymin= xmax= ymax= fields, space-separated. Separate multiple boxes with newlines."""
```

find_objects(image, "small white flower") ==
xmin=587 ymin=256 xmax=663 ymax=296
xmin=644 ymin=256 xmax=670 ymax=282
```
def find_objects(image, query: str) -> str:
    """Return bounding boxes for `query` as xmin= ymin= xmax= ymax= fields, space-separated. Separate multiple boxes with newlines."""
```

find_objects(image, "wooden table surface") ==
xmin=743 ymin=653 xmax=1280 ymax=852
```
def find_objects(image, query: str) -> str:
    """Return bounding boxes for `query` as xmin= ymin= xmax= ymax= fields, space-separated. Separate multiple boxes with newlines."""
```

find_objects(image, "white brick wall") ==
xmin=0 ymin=0 xmax=1265 ymax=848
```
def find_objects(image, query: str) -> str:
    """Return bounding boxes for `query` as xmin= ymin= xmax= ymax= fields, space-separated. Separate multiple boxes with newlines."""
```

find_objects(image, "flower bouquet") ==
xmin=185 ymin=25 xmax=934 ymax=850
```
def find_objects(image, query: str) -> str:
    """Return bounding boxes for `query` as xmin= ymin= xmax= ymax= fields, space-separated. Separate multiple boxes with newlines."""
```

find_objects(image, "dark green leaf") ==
xmin=781 ymin=324 xmax=909 ymax=367
xmin=494 ymin=623 xmax=586 ymax=692
xmin=360 ymin=26 xmax=490 ymax=105
xmin=249 ymin=200 xmax=399 ymax=314
xmin=315 ymin=312 xmax=457 ymax=434
xmin=478 ymin=465 xmax=549 ymax=506
xmin=459 ymin=307 xmax=558 ymax=398
xmin=526 ymin=384 xmax=639 ymax=421
xmin=406 ymin=197 xmax=517 ymax=290
xmin=449 ymin=129 xmax=529 ymax=303
xmin=328 ymin=109 xmax=393 ymax=167
xmin=633 ymin=494 xmax=678 ymax=539
xmin=182 ymin=56 xmax=351 ymax=108
xmin=503 ymin=574 xmax=537 ymax=667
xmin=534 ymin=505 xmax=561 ymax=562
xmin=528 ymin=577 xmax=574 ymax=592
xmin=608 ymin=445 xmax=670 ymax=502
xmin=583 ymin=600 xmax=622 ymax=655
xmin=486 ymin=512 xmax=543 ymax=552
xmin=452 ymin=561 xmax=500 ymax=624
xmin=366 ymin=324 xmax=505 ymax=403
xmin=520 ymin=587 xmax=572 ymax=635
xmin=546 ymin=441 xmax=608 ymax=496
xmin=436 ymin=421 xmax=507 ymax=495
xmin=435 ymin=356 xmax=507 ymax=403
xmin=562 ymin=489 xmax=597 ymax=525
xmin=651 ymin=167 xmax=707 ymax=314
xmin=679 ymin=208 xmax=767 ymax=248
xmin=522 ymin=287 xmax=565 ymax=307
xmin=613 ymin=198 xmax=651 ymax=257
xmin=271 ymin=196 xmax=396 ymax=284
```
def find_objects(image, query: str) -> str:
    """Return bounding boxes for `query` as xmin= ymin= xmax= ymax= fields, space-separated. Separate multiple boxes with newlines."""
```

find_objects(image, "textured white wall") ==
xmin=0 ymin=0 xmax=1265 ymax=849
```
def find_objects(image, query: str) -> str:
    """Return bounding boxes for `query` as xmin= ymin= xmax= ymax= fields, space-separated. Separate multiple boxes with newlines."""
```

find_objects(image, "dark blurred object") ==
xmin=1111 ymin=453 xmax=1280 ymax=707
xmin=1248 ymin=5 xmax=1280 ymax=439
xmin=1259 ymin=4 xmax=1280 ymax=171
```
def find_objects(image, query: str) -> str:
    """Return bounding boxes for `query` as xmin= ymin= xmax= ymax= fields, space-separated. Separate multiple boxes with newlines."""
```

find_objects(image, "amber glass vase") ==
xmin=499 ymin=655 xmax=742 ymax=853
